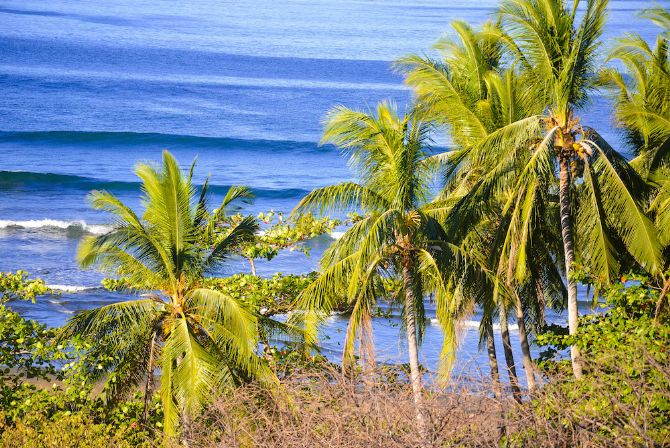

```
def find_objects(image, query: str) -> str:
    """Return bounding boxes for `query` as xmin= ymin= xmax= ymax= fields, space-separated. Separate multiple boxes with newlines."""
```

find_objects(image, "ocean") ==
xmin=0 ymin=0 xmax=661 ymax=382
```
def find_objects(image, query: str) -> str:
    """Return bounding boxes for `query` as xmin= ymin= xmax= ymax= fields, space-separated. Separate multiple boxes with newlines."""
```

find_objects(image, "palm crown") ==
xmin=63 ymin=151 xmax=275 ymax=440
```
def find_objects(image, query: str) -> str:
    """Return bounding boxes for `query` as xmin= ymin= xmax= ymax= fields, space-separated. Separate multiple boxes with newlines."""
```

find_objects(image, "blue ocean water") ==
xmin=0 ymin=0 xmax=660 ymax=381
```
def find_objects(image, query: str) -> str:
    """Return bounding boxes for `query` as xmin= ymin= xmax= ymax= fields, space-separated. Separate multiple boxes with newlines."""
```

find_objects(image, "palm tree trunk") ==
xmin=513 ymin=293 xmax=537 ymax=391
xmin=654 ymin=277 xmax=670 ymax=322
xmin=499 ymin=305 xmax=522 ymax=403
xmin=559 ymin=157 xmax=583 ymax=379
xmin=485 ymin=320 xmax=507 ymax=442
xmin=401 ymin=254 xmax=427 ymax=438
xmin=484 ymin=320 xmax=502 ymax=399
xmin=143 ymin=331 xmax=157 ymax=421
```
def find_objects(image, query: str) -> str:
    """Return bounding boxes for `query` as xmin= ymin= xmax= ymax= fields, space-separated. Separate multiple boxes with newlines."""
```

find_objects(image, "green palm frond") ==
xmin=220 ymin=185 xmax=254 ymax=211
xmin=293 ymin=182 xmax=390 ymax=216
xmin=187 ymin=288 xmax=259 ymax=350
xmin=204 ymin=215 xmax=258 ymax=270
xmin=342 ymin=262 xmax=379 ymax=369
xmin=641 ymin=6 xmax=670 ymax=31
xmin=651 ymin=171 xmax=670 ymax=246
xmin=61 ymin=299 xmax=161 ymax=341
xmin=167 ymin=317 xmax=223 ymax=416
xmin=580 ymin=134 xmax=663 ymax=274
xmin=604 ymin=21 xmax=670 ymax=159
xmin=577 ymin=156 xmax=620 ymax=285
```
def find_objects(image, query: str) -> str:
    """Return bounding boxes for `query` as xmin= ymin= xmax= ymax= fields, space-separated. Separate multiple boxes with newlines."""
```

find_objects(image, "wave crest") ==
xmin=0 ymin=170 xmax=310 ymax=199
xmin=0 ymin=219 xmax=111 ymax=235
xmin=48 ymin=284 xmax=101 ymax=293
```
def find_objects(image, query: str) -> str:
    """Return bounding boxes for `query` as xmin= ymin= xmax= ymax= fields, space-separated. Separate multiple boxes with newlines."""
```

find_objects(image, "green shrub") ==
xmin=0 ymin=271 xmax=159 ymax=445
xmin=0 ymin=412 xmax=154 ymax=448
xmin=516 ymin=277 xmax=670 ymax=446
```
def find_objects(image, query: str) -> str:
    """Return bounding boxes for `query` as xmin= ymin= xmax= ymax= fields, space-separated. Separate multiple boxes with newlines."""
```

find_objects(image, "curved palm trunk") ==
xmin=499 ymin=305 xmax=522 ymax=403
xmin=559 ymin=157 xmax=583 ymax=379
xmin=654 ymin=277 xmax=670 ymax=321
xmin=513 ymin=293 xmax=536 ymax=391
xmin=484 ymin=320 xmax=502 ymax=399
xmin=401 ymin=254 xmax=427 ymax=437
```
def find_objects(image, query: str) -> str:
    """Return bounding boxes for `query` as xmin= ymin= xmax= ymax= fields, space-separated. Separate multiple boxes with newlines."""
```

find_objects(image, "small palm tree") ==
xmin=293 ymin=102 xmax=474 ymax=435
xmin=62 ymin=151 xmax=276 ymax=441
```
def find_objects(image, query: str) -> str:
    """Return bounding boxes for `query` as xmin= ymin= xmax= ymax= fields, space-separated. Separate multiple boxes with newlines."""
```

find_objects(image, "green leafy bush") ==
xmin=522 ymin=277 xmax=670 ymax=446
xmin=0 ymin=413 xmax=154 ymax=448
xmin=0 ymin=271 xmax=159 ymax=445
xmin=0 ymin=271 xmax=49 ymax=303
xmin=203 ymin=272 xmax=316 ymax=315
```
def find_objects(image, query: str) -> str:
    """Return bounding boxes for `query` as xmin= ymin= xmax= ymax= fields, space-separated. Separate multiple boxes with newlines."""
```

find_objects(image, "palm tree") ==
xmin=398 ymin=20 xmax=564 ymax=391
xmin=403 ymin=0 xmax=663 ymax=379
xmin=604 ymin=5 xmax=670 ymax=313
xmin=293 ymin=102 xmax=476 ymax=435
xmin=61 ymin=151 xmax=276 ymax=441
xmin=493 ymin=0 xmax=665 ymax=378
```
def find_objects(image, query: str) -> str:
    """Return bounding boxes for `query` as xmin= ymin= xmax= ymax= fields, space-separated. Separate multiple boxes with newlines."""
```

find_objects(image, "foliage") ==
xmin=104 ymin=272 xmax=318 ymax=315
xmin=202 ymin=272 xmax=316 ymax=316
xmin=0 ymin=271 xmax=55 ymax=414
xmin=0 ymin=413 xmax=154 ymax=448
xmin=232 ymin=211 xmax=340 ymax=273
xmin=529 ymin=277 xmax=670 ymax=444
xmin=0 ymin=271 xmax=50 ymax=304
xmin=0 ymin=272 xmax=158 ymax=445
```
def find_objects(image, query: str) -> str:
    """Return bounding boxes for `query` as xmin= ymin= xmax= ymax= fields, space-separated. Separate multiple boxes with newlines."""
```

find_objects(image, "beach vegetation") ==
xmin=1 ymin=1 xmax=670 ymax=446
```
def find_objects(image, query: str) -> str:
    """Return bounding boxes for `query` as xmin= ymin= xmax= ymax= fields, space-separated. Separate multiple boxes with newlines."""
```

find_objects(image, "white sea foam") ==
xmin=430 ymin=318 xmax=519 ymax=331
xmin=329 ymin=231 xmax=345 ymax=240
xmin=0 ymin=219 xmax=111 ymax=235
xmin=48 ymin=284 xmax=100 ymax=293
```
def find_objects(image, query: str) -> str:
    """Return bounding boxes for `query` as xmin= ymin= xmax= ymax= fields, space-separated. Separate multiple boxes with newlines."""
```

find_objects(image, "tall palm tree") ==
xmin=398 ymin=20 xmax=564 ymax=391
xmin=604 ymin=5 xmax=670 ymax=311
xmin=61 ymin=151 xmax=276 ymax=441
xmin=493 ymin=0 xmax=664 ymax=378
xmin=404 ymin=0 xmax=662 ymax=379
xmin=293 ymin=102 xmax=476 ymax=435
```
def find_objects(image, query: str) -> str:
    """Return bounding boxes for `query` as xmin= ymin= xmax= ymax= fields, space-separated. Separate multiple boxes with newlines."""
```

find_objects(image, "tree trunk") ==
xmin=143 ymin=331 xmax=157 ymax=421
xmin=248 ymin=257 xmax=257 ymax=276
xmin=514 ymin=293 xmax=537 ymax=391
xmin=484 ymin=320 xmax=502 ymax=399
xmin=499 ymin=305 xmax=522 ymax=403
xmin=654 ymin=277 xmax=670 ymax=322
xmin=401 ymin=254 xmax=428 ymax=438
xmin=559 ymin=156 xmax=583 ymax=379
xmin=485 ymin=320 xmax=507 ymax=442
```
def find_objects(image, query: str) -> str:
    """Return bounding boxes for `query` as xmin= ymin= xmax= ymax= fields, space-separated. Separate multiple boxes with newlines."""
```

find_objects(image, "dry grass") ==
xmin=185 ymin=348 xmax=670 ymax=448
xmin=187 ymin=366 xmax=507 ymax=448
